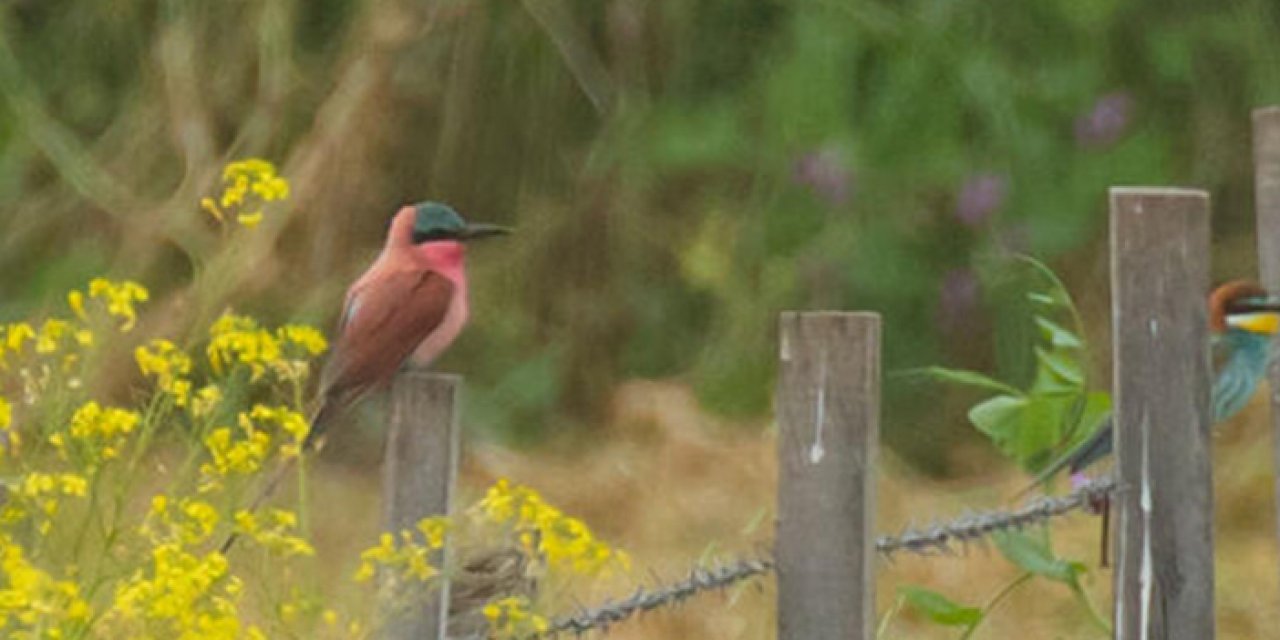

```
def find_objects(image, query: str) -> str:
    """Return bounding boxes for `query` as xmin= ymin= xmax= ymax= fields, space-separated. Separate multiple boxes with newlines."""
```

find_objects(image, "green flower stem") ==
xmin=875 ymin=593 xmax=906 ymax=639
xmin=1072 ymin=584 xmax=1111 ymax=636
xmin=959 ymin=572 xmax=1032 ymax=640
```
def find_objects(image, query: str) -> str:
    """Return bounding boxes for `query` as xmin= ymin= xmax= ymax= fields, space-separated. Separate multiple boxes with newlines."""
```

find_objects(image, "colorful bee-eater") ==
xmin=222 ymin=201 xmax=507 ymax=553
xmin=305 ymin=201 xmax=509 ymax=448
xmin=1025 ymin=280 xmax=1280 ymax=491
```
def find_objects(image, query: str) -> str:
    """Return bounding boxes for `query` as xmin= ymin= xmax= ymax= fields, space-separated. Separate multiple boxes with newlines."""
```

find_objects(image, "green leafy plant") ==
xmin=919 ymin=256 xmax=1110 ymax=473
xmin=886 ymin=255 xmax=1111 ymax=638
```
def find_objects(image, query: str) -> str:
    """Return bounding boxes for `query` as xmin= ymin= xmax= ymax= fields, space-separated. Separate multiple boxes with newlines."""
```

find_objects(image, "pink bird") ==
xmin=223 ymin=201 xmax=507 ymax=553
xmin=306 ymin=201 xmax=509 ymax=448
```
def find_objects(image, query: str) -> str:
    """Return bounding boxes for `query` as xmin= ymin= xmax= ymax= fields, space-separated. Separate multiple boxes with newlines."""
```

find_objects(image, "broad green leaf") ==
xmin=898 ymin=366 xmax=1022 ymax=396
xmin=1016 ymin=395 xmax=1078 ymax=465
xmin=968 ymin=394 xmax=1027 ymax=442
xmin=1034 ymin=316 xmax=1084 ymax=350
xmin=993 ymin=530 xmax=1086 ymax=586
xmin=899 ymin=586 xmax=982 ymax=627
xmin=1080 ymin=392 xmax=1112 ymax=431
xmin=970 ymin=393 xmax=1083 ymax=470
xmin=1031 ymin=346 xmax=1084 ymax=391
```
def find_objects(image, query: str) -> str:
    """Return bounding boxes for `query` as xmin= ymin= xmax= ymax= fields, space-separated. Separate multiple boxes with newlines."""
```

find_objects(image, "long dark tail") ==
xmin=219 ymin=395 xmax=342 ymax=554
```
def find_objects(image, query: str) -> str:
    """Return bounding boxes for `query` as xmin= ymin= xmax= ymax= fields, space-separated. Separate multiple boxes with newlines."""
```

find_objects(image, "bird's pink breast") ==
xmin=409 ymin=241 xmax=469 ymax=365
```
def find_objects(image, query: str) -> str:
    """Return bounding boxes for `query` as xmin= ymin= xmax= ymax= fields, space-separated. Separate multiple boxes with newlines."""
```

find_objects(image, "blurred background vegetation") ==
xmin=1 ymin=0 xmax=1279 ymax=473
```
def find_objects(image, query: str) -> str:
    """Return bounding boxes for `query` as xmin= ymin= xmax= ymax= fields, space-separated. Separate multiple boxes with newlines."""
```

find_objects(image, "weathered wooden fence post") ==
xmin=1109 ymin=188 xmax=1213 ymax=640
xmin=1253 ymin=106 xmax=1280 ymax=585
xmin=380 ymin=370 xmax=462 ymax=640
xmin=776 ymin=312 xmax=879 ymax=640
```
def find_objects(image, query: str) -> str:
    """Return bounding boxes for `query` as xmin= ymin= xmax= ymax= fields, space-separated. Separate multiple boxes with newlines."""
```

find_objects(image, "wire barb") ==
xmin=529 ymin=558 xmax=774 ymax=638
xmin=526 ymin=476 xmax=1118 ymax=637
xmin=877 ymin=475 xmax=1118 ymax=557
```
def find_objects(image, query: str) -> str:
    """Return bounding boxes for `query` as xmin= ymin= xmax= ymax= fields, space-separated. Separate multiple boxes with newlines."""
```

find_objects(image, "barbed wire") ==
xmin=530 ymin=557 xmax=774 ymax=638
xmin=529 ymin=476 xmax=1119 ymax=638
xmin=877 ymin=474 xmax=1117 ymax=557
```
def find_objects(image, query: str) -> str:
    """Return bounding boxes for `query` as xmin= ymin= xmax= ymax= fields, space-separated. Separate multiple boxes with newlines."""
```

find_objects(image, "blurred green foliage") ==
xmin=0 ymin=0 xmax=1278 ymax=469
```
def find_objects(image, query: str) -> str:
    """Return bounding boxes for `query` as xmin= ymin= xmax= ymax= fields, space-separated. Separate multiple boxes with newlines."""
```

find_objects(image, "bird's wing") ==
xmin=319 ymin=269 xmax=455 ymax=404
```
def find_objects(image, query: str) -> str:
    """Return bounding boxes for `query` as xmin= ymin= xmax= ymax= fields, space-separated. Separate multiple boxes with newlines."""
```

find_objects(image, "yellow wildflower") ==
xmin=67 ymin=290 xmax=86 ymax=320
xmin=35 ymin=319 xmax=73 ymax=354
xmin=417 ymin=516 xmax=449 ymax=549
xmin=483 ymin=596 xmax=549 ymax=638
xmin=55 ymin=401 xmax=140 ymax=466
xmin=200 ymin=197 xmax=224 ymax=223
xmin=84 ymin=278 xmax=149 ymax=332
xmin=246 ymin=404 xmax=307 ymax=458
xmin=206 ymin=313 xmax=282 ymax=380
xmin=237 ymin=211 xmax=263 ymax=228
xmin=191 ymin=385 xmax=223 ymax=418
xmin=0 ymin=536 xmax=92 ymax=632
xmin=135 ymin=339 xmax=195 ymax=406
xmin=199 ymin=426 xmax=270 ymax=490
xmin=3 ymin=323 xmax=35 ymax=361
xmin=476 ymin=479 xmax=629 ymax=577
xmin=109 ymin=543 xmax=238 ymax=634
xmin=207 ymin=158 xmax=289 ymax=230
xmin=230 ymin=508 xmax=313 ymax=558
xmin=141 ymin=496 xmax=221 ymax=546
xmin=279 ymin=325 xmax=328 ymax=356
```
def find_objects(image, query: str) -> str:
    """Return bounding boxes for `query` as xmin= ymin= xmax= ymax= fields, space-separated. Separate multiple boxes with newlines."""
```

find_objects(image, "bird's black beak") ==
xmin=457 ymin=223 xmax=512 ymax=241
xmin=1234 ymin=295 xmax=1280 ymax=313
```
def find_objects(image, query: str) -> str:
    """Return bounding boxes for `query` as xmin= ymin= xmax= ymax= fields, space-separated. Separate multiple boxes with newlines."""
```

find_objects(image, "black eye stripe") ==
xmin=412 ymin=228 xmax=458 ymax=244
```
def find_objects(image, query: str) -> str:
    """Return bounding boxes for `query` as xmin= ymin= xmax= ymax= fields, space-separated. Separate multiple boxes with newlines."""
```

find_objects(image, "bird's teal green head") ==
xmin=410 ymin=201 xmax=511 ymax=244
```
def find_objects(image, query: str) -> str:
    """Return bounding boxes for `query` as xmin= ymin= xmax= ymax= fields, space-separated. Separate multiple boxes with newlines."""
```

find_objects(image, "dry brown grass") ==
xmin=308 ymin=379 xmax=1280 ymax=638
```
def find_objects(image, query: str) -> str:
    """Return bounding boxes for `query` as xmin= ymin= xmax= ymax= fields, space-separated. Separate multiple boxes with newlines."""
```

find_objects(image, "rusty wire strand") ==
xmin=528 ymin=476 xmax=1118 ymax=638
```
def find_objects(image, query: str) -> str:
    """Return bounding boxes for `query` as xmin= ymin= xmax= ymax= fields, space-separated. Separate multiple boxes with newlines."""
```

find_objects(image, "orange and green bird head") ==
xmin=411 ymin=201 xmax=511 ymax=244
xmin=1208 ymin=280 xmax=1280 ymax=422
xmin=1211 ymin=280 xmax=1280 ymax=336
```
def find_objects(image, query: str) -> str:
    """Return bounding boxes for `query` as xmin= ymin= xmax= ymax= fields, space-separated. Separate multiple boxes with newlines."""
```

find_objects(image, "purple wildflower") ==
xmin=792 ymin=147 xmax=852 ymax=207
xmin=955 ymin=173 xmax=1007 ymax=226
xmin=1075 ymin=92 xmax=1134 ymax=149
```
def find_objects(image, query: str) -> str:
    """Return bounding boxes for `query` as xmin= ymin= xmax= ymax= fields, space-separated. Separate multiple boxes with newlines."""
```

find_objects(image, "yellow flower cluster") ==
xmin=245 ymin=404 xmax=308 ymax=459
xmin=200 ymin=428 xmax=269 ymax=491
xmin=482 ymin=596 xmax=549 ymax=638
xmin=110 ymin=543 xmax=262 ymax=640
xmin=0 ymin=396 xmax=13 ymax=456
xmin=0 ymin=535 xmax=90 ymax=633
xmin=0 ymin=472 xmax=89 ymax=534
xmin=476 ymin=479 xmax=630 ymax=577
xmin=200 ymin=405 xmax=306 ymax=492
xmin=207 ymin=313 xmax=327 ymax=383
xmin=69 ymin=278 xmax=149 ymax=332
xmin=201 ymin=158 xmax=290 ymax=229
xmin=231 ymin=509 xmax=313 ymax=558
xmin=141 ymin=496 xmax=220 ymax=547
xmin=353 ymin=516 xmax=449 ymax=583
xmin=136 ymin=339 xmax=193 ymax=403
xmin=49 ymin=401 xmax=141 ymax=466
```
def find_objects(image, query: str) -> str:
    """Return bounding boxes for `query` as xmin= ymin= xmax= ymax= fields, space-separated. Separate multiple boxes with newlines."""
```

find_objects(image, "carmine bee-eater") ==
xmin=221 ymin=201 xmax=508 ymax=553
xmin=1025 ymin=280 xmax=1280 ymax=491
xmin=305 ymin=201 xmax=509 ymax=448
